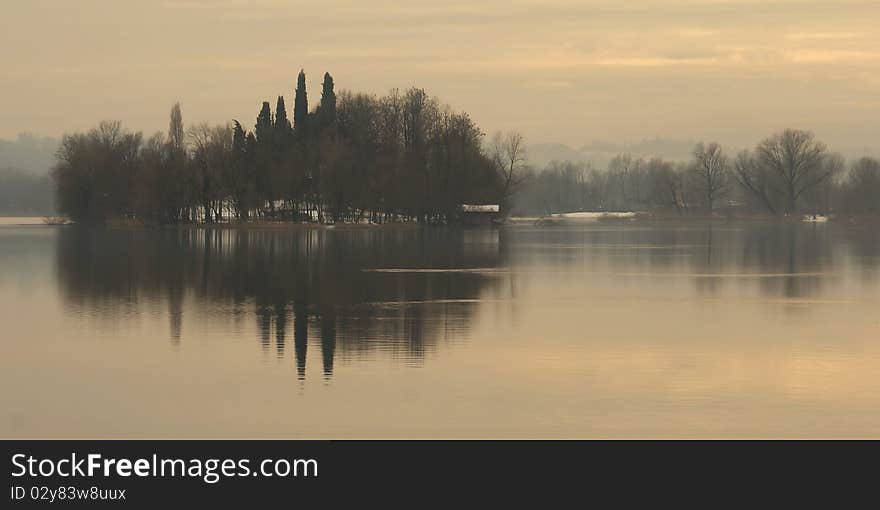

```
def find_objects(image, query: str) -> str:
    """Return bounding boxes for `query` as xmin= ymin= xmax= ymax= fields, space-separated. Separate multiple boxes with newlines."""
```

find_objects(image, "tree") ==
xmin=691 ymin=142 xmax=730 ymax=213
xmin=755 ymin=129 xmax=832 ymax=214
xmin=227 ymin=120 xmax=254 ymax=220
xmin=253 ymin=101 xmax=284 ymax=216
xmin=188 ymin=123 xmax=232 ymax=222
xmin=274 ymin=96 xmax=292 ymax=150
xmin=275 ymin=96 xmax=290 ymax=131
xmin=647 ymin=158 xmax=687 ymax=213
xmin=336 ymin=91 xmax=379 ymax=217
xmin=844 ymin=157 xmax=880 ymax=213
xmin=400 ymin=88 xmax=439 ymax=220
xmin=50 ymin=70 xmax=527 ymax=225
xmin=490 ymin=130 xmax=527 ymax=210
xmin=294 ymin=70 xmax=308 ymax=133
xmin=166 ymin=102 xmax=190 ymax=222
xmin=607 ymin=153 xmax=634 ymax=210
xmin=52 ymin=121 xmax=142 ymax=222
xmin=319 ymin=72 xmax=337 ymax=129
xmin=802 ymin=152 xmax=844 ymax=214
xmin=255 ymin=101 xmax=273 ymax=144
xmin=733 ymin=149 xmax=778 ymax=215
xmin=168 ymin=102 xmax=185 ymax=155
xmin=430 ymin=110 xmax=497 ymax=219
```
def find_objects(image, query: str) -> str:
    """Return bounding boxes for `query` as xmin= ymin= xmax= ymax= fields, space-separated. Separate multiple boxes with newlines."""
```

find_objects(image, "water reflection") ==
xmin=506 ymin=222 xmax=865 ymax=301
xmin=50 ymin=221 xmax=878 ymax=384
xmin=55 ymin=227 xmax=505 ymax=381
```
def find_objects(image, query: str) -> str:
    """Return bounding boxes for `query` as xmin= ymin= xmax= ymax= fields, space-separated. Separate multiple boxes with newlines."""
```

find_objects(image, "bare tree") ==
xmin=756 ymin=129 xmax=831 ymax=214
xmin=607 ymin=153 xmax=633 ymax=209
xmin=733 ymin=150 xmax=777 ymax=215
xmin=692 ymin=142 xmax=729 ymax=213
xmin=846 ymin=157 xmax=880 ymax=213
xmin=812 ymin=152 xmax=845 ymax=214
xmin=647 ymin=158 xmax=686 ymax=213
xmin=491 ymin=130 xmax=527 ymax=208
xmin=188 ymin=123 xmax=233 ymax=222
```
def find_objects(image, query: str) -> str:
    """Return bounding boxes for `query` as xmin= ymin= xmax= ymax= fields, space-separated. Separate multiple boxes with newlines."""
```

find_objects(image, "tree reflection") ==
xmin=55 ymin=226 xmax=505 ymax=381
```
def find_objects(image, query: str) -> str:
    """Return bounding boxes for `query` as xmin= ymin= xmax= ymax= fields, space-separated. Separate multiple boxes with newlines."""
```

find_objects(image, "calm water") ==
xmin=1 ymin=220 xmax=879 ymax=438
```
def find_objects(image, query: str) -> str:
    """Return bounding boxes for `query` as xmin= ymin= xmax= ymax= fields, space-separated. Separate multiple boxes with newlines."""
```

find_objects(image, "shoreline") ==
xmin=513 ymin=212 xmax=880 ymax=225
xmin=5 ymin=213 xmax=879 ymax=228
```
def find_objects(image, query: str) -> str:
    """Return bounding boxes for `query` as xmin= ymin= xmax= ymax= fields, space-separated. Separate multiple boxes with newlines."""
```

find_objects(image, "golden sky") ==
xmin=4 ymin=0 xmax=880 ymax=148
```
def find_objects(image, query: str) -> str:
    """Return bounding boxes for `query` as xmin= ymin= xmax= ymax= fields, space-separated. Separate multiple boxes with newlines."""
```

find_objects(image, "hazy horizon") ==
xmin=4 ymin=1 xmax=880 ymax=149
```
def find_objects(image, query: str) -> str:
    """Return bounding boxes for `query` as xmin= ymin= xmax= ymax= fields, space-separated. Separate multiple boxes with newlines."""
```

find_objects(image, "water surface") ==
xmin=1 ymin=220 xmax=878 ymax=438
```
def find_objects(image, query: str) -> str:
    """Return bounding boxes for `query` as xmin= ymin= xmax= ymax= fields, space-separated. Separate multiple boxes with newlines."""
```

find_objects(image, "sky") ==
xmin=3 ymin=0 xmax=880 ymax=150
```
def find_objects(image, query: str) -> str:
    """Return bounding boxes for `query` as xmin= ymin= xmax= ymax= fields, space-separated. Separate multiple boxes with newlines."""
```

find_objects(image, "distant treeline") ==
xmin=0 ymin=168 xmax=54 ymax=215
xmin=514 ymin=131 xmax=880 ymax=217
xmin=47 ymin=72 xmax=880 ymax=223
xmin=52 ymin=71 xmax=515 ymax=224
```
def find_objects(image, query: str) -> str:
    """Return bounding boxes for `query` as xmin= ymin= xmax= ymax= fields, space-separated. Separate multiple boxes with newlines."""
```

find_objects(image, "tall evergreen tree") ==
xmin=168 ymin=102 xmax=184 ymax=153
xmin=229 ymin=120 xmax=252 ymax=220
xmin=232 ymin=120 xmax=246 ymax=151
xmin=167 ymin=102 xmax=187 ymax=222
xmin=253 ymin=102 xmax=275 ymax=214
xmin=275 ymin=96 xmax=290 ymax=130
xmin=294 ymin=70 xmax=308 ymax=133
xmin=275 ymin=95 xmax=293 ymax=151
xmin=320 ymin=72 xmax=337 ymax=128
xmin=255 ymin=101 xmax=273 ymax=144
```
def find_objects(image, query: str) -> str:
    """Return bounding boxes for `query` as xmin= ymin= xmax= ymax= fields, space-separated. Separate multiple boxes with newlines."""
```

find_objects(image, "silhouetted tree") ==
xmin=274 ymin=96 xmax=292 ymax=152
xmin=252 ymin=101 xmax=275 ymax=215
xmin=227 ymin=120 xmax=255 ymax=220
xmin=275 ymin=96 xmax=290 ymax=131
xmin=255 ymin=102 xmax=273 ymax=144
xmin=189 ymin=123 xmax=232 ymax=222
xmin=57 ymin=70 xmax=879 ymax=226
xmin=52 ymin=121 xmax=142 ymax=222
xmin=491 ymin=131 xmax=527 ymax=211
xmin=294 ymin=70 xmax=308 ymax=134
xmin=843 ymin=157 xmax=880 ymax=213
xmin=733 ymin=149 xmax=778 ymax=215
xmin=319 ymin=72 xmax=337 ymax=130
xmin=756 ymin=129 xmax=832 ymax=214
xmin=168 ymin=102 xmax=185 ymax=155
xmin=692 ymin=142 xmax=730 ymax=213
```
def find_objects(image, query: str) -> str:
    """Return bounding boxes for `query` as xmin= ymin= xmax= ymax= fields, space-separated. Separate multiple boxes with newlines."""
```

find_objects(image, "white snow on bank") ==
xmin=557 ymin=212 xmax=637 ymax=219
xmin=461 ymin=204 xmax=500 ymax=213
xmin=0 ymin=217 xmax=50 ymax=225
xmin=510 ymin=212 xmax=640 ymax=223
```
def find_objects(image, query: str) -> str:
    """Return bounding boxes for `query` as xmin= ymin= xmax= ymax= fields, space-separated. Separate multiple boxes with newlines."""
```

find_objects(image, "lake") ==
xmin=1 ymin=220 xmax=878 ymax=438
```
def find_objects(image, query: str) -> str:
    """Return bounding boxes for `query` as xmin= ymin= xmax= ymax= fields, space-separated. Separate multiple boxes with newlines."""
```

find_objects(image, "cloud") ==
xmin=3 ymin=0 xmax=880 ymax=146
xmin=787 ymin=50 xmax=880 ymax=64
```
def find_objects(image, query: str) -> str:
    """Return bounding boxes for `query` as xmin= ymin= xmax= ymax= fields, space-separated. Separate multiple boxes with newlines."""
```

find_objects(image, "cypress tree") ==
xmin=294 ymin=70 xmax=308 ymax=133
xmin=275 ymin=96 xmax=292 ymax=150
xmin=232 ymin=120 xmax=246 ymax=152
xmin=230 ymin=120 xmax=249 ymax=220
xmin=275 ymin=96 xmax=290 ymax=130
xmin=255 ymin=101 xmax=273 ymax=144
xmin=320 ymin=72 xmax=337 ymax=128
